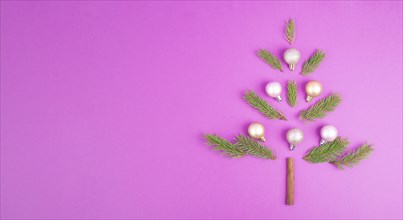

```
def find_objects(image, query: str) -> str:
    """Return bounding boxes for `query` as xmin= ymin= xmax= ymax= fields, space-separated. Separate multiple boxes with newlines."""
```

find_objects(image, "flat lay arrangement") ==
xmin=204 ymin=19 xmax=374 ymax=205
xmin=2 ymin=2 xmax=401 ymax=219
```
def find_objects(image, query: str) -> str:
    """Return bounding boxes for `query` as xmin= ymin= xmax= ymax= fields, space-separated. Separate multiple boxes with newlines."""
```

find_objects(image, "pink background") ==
xmin=1 ymin=1 xmax=402 ymax=219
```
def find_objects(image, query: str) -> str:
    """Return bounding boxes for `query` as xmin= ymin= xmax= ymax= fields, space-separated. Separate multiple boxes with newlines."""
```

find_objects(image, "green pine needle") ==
xmin=303 ymin=137 xmax=349 ymax=163
xmin=299 ymin=93 xmax=341 ymax=122
xmin=301 ymin=49 xmax=325 ymax=75
xmin=258 ymin=49 xmax=283 ymax=72
xmin=287 ymin=81 xmax=297 ymax=107
xmin=331 ymin=144 xmax=374 ymax=169
xmin=204 ymin=134 xmax=246 ymax=158
xmin=235 ymin=135 xmax=276 ymax=160
xmin=244 ymin=90 xmax=287 ymax=120
xmin=285 ymin=19 xmax=295 ymax=45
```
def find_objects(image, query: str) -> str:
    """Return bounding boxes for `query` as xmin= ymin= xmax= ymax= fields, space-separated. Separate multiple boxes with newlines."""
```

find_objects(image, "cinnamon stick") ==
xmin=286 ymin=157 xmax=294 ymax=205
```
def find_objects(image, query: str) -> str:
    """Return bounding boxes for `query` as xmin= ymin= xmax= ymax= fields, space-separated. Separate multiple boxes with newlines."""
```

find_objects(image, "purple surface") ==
xmin=1 ymin=1 xmax=402 ymax=219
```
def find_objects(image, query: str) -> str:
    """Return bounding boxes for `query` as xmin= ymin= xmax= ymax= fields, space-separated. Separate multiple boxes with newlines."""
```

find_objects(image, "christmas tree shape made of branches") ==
xmin=204 ymin=19 xmax=374 ymax=205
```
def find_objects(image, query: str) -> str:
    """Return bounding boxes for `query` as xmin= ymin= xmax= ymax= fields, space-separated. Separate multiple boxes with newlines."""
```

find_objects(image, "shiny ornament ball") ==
xmin=283 ymin=48 xmax=301 ymax=71
xmin=305 ymin=80 xmax=323 ymax=102
xmin=320 ymin=125 xmax=338 ymax=144
xmin=286 ymin=128 xmax=304 ymax=151
xmin=265 ymin=82 xmax=282 ymax=102
xmin=248 ymin=122 xmax=266 ymax=142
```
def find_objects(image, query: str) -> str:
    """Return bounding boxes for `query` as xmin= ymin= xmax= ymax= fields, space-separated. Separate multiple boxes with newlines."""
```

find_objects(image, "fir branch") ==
xmin=258 ymin=49 xmax=283 ymax=72
xmin=204 ymin=134 xmax=246 ymax=158
xmin=235 ymin=135 xmax=276 ymax=160
xmin=331 ymin=144 xmax=374 ymax=169
xmin=303 ymin=137 xmax=349 ymax=163
xmin=244 ymin=90 xmax=287 ymax=121
xmin=301 ymin=49 xmax=325 ymax=75
xmin=285 ymin=19 xmax=295 ymax=45
xmin=299 ymin=93 xmax=341 ymax=122
xmin=287 ymin=81 xmax=297 ymax=107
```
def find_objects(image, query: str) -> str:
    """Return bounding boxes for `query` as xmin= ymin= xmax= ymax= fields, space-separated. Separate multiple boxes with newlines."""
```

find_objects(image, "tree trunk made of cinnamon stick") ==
xmin=286 ymin=158 xmax=294 ymax=205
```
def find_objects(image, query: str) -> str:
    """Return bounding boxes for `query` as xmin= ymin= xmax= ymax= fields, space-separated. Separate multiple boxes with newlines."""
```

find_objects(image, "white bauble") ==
xmin=265 ymin=82 xmax=282 ymax=102
xmin=286 ymin=128 xmax=304 ymax=151
xmin=320 ymin=125 xmax=338 ymax=145
xmin=284 ymin=48 xmax=301 ymax=71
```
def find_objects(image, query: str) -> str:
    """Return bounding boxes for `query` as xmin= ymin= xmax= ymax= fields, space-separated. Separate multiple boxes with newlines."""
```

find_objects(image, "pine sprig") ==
xmin=285 ymin=19 xmax=295 ymax=45
xmin=331 ymin=144 xmax=374 ymax=169
xmin=287 ymin=81 xmax=297 ymax=107
xmin=303 ymin=137 xmax=349 ymax=163
xmin=204 ymin=134 xmax=246 ymax=158
xmin=235 ymin=135 xmax=276 ymax=160
xmin=258 ymin=49 xmax=283 ymax=72
xmin=299 ymin=93 xmax=341 ymax=122
xmin=301 ymin=49 xmax=325 ymax=75
xmin=244 ymin=90 xmax=287 ymax=120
